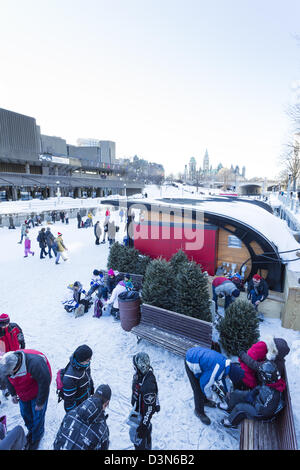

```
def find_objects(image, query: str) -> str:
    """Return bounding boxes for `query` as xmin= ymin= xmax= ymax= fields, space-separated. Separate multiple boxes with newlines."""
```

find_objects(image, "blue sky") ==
xmin=0 ymin=0 xmax=299 ymax=178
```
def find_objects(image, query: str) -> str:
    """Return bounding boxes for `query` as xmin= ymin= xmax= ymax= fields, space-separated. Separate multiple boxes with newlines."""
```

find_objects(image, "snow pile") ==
xmin=0 ymin=192 xmax=299 ymax=450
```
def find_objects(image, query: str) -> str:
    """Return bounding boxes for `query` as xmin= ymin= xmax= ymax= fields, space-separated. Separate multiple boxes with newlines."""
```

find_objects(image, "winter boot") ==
xmin=194 ymin=410 xmax=211 ymax=425
xmin=75 ymin=304 xmax=85 ymax=318
xmin=221 ymin=418 xmax=237 ymax=429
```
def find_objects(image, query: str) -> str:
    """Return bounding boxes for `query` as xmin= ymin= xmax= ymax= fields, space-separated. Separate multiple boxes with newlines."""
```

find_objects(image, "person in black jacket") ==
xmin=62 ymin=345 xmax=94 ymax=413
xmin=77 ymin=211 xmax=82 ymax=229
xmin=247 ymin=274 xmax=269 ymax=314
xmin=37 ymin=228 xmax=48 ymax=259
xmin=218 ymin=360 xmax=285 ymax=428
xmin=53 ymin=384 xmax=111 ymax=450
xmin=45 ymin=227 xmax=57 ymax=259
xmin=130 ymin=352 xmax=159 ymax=450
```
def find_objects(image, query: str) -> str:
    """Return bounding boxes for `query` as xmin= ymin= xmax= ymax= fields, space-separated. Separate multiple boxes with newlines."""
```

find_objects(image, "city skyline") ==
xmin=0 ymin=0 xmax=300 ymax=179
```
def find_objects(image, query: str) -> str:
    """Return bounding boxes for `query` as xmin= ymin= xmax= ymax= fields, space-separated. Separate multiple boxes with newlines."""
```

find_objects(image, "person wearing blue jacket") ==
xmin=185 ymin=346 xmax=245 ymax=425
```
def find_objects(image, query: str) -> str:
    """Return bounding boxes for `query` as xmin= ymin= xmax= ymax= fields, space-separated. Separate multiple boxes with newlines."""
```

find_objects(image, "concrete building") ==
xmin=0 ymin=107 xmax=143 ymax=201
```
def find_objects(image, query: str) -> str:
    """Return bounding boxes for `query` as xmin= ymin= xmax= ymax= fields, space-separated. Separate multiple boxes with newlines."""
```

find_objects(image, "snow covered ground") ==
xmin=0 ymin=188 xmax=300 ymax=450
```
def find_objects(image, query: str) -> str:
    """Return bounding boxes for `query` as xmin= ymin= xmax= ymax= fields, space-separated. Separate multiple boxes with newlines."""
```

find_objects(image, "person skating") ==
xmin=130 ymin=352 xmax=159 ymax=450
xmin=101 ymin=214 xmax=110 ymax=243
xmin=37 ymin=228 xmax=48 ymax=259
xmin=45 ymin=227 xmax=57 ymax=259
xmin=53 ymin=384 xmax=111 ymax=450
xmin=24 ymin=234 xmax=34 ymax=257
xmin=108 ymin=220 xmax=116 ymax=247
xmin=77 ymin=211 xmax=82 ymax=229
xmin=61 ymin=345 xmax=94 ymax=413
xmin=0 ymin=349 xmax=52 ymax=450
xmin=185 ymin=346 xmax=245 ymax=425
xmin=18 ymin=222 xmax=27 ymax=244
xmin=219 ymin=360 xmax=285 ymax=428
xmin=55 ymin=232 xmax=68 ymax=264
xmin=94 ymin=221 xmax=102 ymax=245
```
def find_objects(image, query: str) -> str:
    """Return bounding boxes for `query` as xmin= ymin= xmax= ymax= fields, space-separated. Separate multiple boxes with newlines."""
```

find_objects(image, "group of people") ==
xmin=0 ymin=311 xmax=159 ymax=451
xmin=62 ymin=268 xmax=134 ymax=321
xmin=18 ymin=217 xmax=68 ymax=264
xmin=212 ymin=273 xmax=269 ymax=321
xmin=51 ymin=211 xmax=69 ymax=225
xmin=36 ymin=228 xmax=68 ymax=264
xmin=0 ymin=305 xmax=290 ymax=450
xmin=185 ymin=335 xmax=290 ymax=428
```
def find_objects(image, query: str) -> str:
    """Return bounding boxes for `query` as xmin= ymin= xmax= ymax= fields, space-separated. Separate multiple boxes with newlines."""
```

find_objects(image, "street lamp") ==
xmin=124 ymin=183 xmax=127 ymax=198
xmin=56 ymin=181 xmax=61 ymax=204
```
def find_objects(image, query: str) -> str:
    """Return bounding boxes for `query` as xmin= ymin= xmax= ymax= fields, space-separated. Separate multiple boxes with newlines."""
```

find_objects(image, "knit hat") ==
xmin=95 ymin=384 xmax=112 ymax=402
xmin=93 ymin=269 xmax=100 ymax=276
xmin=125 ymin=273 xmax=131 ymax=280
xmin=228 ymin=363 xmax=245 ymax=384
xmin=232 ymin=289 xmax=240 ymax=298
xmin=73 ymin=345 xmax=93 ymax=363
xmin=253 ymin=274 xmax=262 ymax=281
xmin=0 ymin=314 xmax=10 ymax=326
xmin=57 ymin=232 xmax=62 ymax=237
xmin=0 ymin=352 xmax=19 ymax=376
xmin=108 ymin=269 xmax=115 ymax=276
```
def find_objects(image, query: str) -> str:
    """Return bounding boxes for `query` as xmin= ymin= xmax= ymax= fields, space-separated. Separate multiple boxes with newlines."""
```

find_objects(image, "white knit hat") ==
xmin=0 ymin=351 xmax=19 ymax=376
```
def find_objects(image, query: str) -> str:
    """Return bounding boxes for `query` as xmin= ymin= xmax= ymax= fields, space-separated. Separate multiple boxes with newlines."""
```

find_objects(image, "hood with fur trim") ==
xmin=264 ymin=336 xmax=290 ymax=361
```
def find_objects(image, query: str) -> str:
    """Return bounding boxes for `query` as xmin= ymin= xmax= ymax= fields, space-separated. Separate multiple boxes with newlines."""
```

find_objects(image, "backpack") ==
xmin=56 ymin=363 xmax=69 ymax=403
xmin=93 ymin=298 xmax=103 ymax=318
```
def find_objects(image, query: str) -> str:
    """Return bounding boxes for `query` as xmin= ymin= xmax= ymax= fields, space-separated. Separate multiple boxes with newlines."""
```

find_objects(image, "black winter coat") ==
xmin=247 ymin=279 xmax=269 ymax=302
xmin=131 ymin=369 xmax=159 ymax=428
xmin=53 ymin=395 xmax=109 ymax=450
xmin=251 ymin=385 xmax=282 ymax=418
xmin=62 ymin=354 xmax=94 ymax=413
xmin=37 ymin=231 xmax=47 ymax=248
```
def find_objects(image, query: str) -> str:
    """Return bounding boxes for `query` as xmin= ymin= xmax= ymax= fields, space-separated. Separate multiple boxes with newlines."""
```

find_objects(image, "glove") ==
xmin=136 ymin=423 xmax=148 ymax=439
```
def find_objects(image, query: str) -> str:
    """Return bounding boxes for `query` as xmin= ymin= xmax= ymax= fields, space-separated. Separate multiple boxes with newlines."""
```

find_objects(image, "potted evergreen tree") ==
xmin=176 ymin=260 xmax=212 ymax=322
xmin=142 ymin=257 xmax=176 ymax=311
xmin=216 ymin=299 xmax=260 ymax=356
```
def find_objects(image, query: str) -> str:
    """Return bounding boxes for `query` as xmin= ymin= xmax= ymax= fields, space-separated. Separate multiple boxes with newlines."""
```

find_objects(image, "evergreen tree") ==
xmin=169 ymin=249 xmax=190 ymax=276
xmin=107 ymin=242 xmax=125 ymax=271
xmin=175 ymin=261 xmax=211 ymax=322
xmin=142 ymin=257 xmax=176 ymax=311
xmin=216 ymin=299 xmax=260 ymax=356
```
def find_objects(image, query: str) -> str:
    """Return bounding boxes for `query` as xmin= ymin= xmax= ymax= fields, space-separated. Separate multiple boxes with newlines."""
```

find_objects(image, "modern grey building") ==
xmin=0 ymin=107 xmax=143 ymax=201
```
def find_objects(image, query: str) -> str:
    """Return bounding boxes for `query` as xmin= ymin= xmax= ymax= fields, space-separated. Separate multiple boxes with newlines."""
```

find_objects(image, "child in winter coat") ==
xmin=87 ymin=270 xmax=108 ymax=301
xmin=24 ymin=234 xmax=34 ymax=257
xmin=238 ymin=336 xmax=290 ymax=390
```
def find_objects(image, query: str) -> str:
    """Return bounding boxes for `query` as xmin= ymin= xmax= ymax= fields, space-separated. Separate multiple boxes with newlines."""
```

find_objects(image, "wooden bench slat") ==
xmin=240 ymin=364 xmax=297 ymax=450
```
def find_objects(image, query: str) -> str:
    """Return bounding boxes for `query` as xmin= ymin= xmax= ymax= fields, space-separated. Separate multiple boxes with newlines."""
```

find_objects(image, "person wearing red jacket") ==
xmin=0 ymin=349 xmax=52 ymax=450
xmin=0 ymin=314 xmax=25 ymax=354
xmin=238 ymin=336 xmax=290 ymax=390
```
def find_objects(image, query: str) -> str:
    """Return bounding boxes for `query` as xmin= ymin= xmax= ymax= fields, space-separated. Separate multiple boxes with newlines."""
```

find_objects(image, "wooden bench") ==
xmin=240 ymin=365 xmax=298 ymax=450
xmin=130 ymin=303 xmax=213 ymax=357
xmin=101 ymin=270 xmax=143 ymax=291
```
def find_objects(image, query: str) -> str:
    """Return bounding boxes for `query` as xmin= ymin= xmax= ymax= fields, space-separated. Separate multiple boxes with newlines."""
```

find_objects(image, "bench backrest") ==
xmin=140 ymin=303 xmax=212 ymax=348
xmin=277 ymin=365 xmax=298 ymax=450
xmin=102 ymin=270 xmax=143 ymax=290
